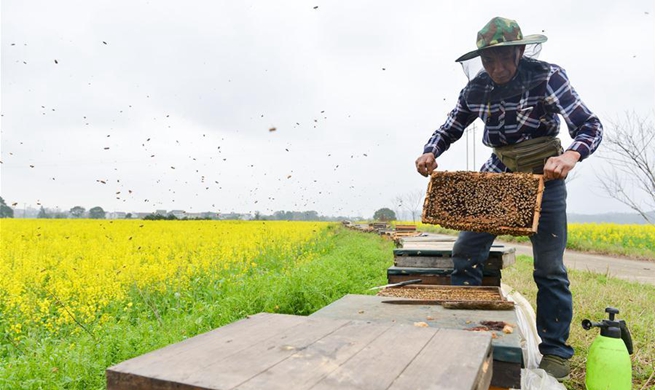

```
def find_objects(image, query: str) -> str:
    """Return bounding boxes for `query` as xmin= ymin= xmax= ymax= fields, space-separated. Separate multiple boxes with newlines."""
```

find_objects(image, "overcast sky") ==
xmin=1 ymin=0 xmax=653 ymax=218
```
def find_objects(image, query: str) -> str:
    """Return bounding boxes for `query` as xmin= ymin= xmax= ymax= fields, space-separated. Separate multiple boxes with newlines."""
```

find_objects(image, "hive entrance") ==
xmin=422 ymin=171 xmax=544 ymax=236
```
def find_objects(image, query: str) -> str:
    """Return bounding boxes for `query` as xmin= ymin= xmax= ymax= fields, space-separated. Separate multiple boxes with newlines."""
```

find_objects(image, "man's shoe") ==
xmin=539 ymin=354 xmax=570 ymax=381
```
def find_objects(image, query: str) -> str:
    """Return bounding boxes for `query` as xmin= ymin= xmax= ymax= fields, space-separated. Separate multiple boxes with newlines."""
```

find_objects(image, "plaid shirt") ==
xmin=423 ymin=60 xmax=603 ymax=172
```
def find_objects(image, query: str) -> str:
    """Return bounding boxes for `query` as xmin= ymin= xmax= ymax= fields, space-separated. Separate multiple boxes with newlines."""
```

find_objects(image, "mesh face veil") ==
xmin=459 ymin=43 xmax=549 ymax=103
xmin=459 ymin=43 xmax=543 ymax=81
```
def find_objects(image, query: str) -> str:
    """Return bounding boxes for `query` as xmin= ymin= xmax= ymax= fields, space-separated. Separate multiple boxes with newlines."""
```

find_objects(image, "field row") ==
xmin=414 ymin=221 xmax=655 ymax=260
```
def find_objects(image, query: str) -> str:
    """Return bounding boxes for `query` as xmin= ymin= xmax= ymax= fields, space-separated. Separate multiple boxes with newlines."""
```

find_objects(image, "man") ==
xmin=415 ymin=17 xmax=602 ymax=381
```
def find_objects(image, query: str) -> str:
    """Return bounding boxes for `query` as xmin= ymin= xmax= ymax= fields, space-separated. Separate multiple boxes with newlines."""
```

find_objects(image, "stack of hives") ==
xmin=386 ymin=243 xmax=515 ymax=287
xmin=422 ymin=171 xmax=544 ymax=236
xmin=390 ymin=224 xmax=417 ymax=241
xmin=343 ymin=223 xmax=370 ymax=232
xmin=371 ymin=222 xmax=389 ymax=230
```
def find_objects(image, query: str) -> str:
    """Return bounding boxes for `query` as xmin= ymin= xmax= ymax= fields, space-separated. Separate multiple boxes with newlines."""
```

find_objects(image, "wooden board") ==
xmin=387 ymin=269 xmax=501 ymax=287
xmin=395 ymin=224 xmax=417 ymax=231
xmin=422 ymin=171 xmax=544 ymax=236
xmin=378 ymin=285 xmax=507 ymax=300
xmin=393 ymin=246 xmax=515 ymax=270
xmin=107 ymin=312 xmax=493 ymax=390
xmin=377 ymin=285 xmax=514 ymax=311
xmin=388 ymin=265 xmax=501 ymax=277
xmin=311 ymin=295 xmax=523 ymax=389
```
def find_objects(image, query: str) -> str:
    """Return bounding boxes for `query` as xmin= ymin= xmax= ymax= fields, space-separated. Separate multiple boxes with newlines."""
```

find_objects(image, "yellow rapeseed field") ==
xmin=0 ymin=219 xmax=330 ymax=339
xmin=567 ymin=222 xmax=655 ymax=251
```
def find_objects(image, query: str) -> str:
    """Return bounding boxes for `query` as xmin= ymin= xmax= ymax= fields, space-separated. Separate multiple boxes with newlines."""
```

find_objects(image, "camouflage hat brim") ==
xmin=455 ymin=34 xmax=548 ymax=62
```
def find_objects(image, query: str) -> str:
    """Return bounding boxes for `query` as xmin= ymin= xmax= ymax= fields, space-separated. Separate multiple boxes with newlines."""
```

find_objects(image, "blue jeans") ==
xmin=450 ymin=178 xmax=574 ymax=359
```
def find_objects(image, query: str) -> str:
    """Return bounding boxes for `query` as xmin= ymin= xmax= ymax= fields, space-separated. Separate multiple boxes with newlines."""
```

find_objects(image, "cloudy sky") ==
xmin=1 ymin=0 xmax=653 ymax=218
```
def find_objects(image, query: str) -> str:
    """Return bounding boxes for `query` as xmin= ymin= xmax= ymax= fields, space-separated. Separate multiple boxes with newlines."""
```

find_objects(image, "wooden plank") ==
xmin=387 ymin=273 xmax=501 ymax=287
xmin=311 ymin=296 xmax=522 ymax=388
xmin=393 ymin=257 xmax=506 ymax=271
xmin=388 ymin=328 xmax=493 ymax=390
xmin=309 ymin=324 xmax=436 ymax=390
xmin=311 ymin=295 xmax=523 ymax=364
xmin=312 ymin=326 xmax=491 ymax=390
xmin=393 ymin=246 xmax=516 ymax=270
xmin=399 ymin=236 xmax=456 ymax=243
xmin=489 ymin=360 xmax=522 ymax=389
xmin=395 ymin=256 xmax=454 ymax=269
xmin=233 ymin=319 xmax=395 ymax=389
xmin=388 ymin=266 xmax=501 ymax=277
xmin=108 ymin=312 xmax=494 ymax=390
xmin=393 ymin=246 xmax=514 ymax=257
xmin=393 ymin=257 xmax=507 ymax=271
xmin=379 ymin=284 xmax=506 ymax=297
xmin=395 ymin=224 xmax=417 ymax=231
xmin=107 ymin=313 xmax=309 ymax=388
xmin=108 ymin=313 xmax=351 ymax=390
xmin=531 ymin=175 xmax=545 ymax=233
xmin=180 ymin=316 xmax=351 ymax=389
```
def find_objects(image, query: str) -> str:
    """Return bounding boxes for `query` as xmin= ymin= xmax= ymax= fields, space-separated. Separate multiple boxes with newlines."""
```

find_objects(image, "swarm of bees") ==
xmin=422 ymin=171 xmax=544 ymax=236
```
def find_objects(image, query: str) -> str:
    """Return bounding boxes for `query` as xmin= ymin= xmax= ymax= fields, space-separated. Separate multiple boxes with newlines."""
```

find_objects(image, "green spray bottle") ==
xmin=581 ymin=307 xmax=633 ymax=390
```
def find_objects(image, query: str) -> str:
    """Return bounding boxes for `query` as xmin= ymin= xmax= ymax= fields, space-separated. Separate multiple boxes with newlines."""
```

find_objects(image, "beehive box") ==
xmin=422 ymin=171 xmax=544 ymax=236
xmin=377 ymin=285 xmax=505 ymax=301
xmin=377 ymin=285 xmax=514 ymax=310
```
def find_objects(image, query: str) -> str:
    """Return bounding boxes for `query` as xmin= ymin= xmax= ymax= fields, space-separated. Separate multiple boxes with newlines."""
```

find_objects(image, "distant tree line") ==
xmin=32 ymin=205 xmax=107 ymax=219
xmin=0 ymin=199 xmax=360 ymax=222
xmin=0 ymin=197 xmax=14 ymax=218
xmin=142 ymin=214 xmax=212 ymax=221
xmin=253 ymin=210 xmax=357 ymax=221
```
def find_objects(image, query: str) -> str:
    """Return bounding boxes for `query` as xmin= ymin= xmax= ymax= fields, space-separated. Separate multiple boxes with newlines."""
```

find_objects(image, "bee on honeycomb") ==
xmin=422 ymin=171 xmax=544 ymax=236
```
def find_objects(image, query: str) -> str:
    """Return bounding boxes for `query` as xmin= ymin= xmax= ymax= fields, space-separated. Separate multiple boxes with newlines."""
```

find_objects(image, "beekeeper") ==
xmin=415 ymin=16 xmax=603 ymax=381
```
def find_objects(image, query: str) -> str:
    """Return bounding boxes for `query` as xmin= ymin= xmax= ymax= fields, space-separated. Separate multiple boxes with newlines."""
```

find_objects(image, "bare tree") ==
xmin=396 ymin=190 xmax=426 ymax=223
xmin=596 ymin=112 xmax=654 ymax=224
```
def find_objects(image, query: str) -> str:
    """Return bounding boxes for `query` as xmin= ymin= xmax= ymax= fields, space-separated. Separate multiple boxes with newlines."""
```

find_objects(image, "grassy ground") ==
xmin=0 ymin=226 xmax=395 ymax=389
xmin=503 ymin=255 xmax=655 ymax=390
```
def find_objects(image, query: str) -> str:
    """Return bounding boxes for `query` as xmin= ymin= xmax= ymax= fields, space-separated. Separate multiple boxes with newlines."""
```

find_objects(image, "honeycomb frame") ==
xmin=422 ymin=171 xmax=544 ymax=236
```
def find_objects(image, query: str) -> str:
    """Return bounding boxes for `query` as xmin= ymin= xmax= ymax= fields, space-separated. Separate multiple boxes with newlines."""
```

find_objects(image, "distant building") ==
xmin=219 ymin=212 xmax=243 ymax=220
xmin=13 ymin=207 xmax=40 ymax=218
xmin=200 ymin=211 xmax=220 ymax=219
xmin=106 ymin=211 xmax=127 ymax=219
xmin=169 ymin=210 xmax=187 ymax=219
xmin=182 ymin=211 xmax=219 ymax=219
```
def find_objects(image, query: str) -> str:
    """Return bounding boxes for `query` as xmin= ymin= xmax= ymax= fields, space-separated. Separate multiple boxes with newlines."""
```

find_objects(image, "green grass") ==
xmin=0 ymin=226 xmax=394 ymax=389
xmin=503 ymin=255 xmax=655 ymax=390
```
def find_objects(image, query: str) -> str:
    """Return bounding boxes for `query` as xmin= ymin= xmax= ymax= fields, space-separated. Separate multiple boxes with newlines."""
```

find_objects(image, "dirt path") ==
xmin=500 ymin=240 xmax=655 ymax=285
xmin=418 ymin=233 xmax=655 ymax=285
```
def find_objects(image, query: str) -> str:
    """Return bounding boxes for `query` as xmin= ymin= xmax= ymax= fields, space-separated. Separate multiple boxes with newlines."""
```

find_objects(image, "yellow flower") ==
xmin=0 ymin=220 xmax=331 ymax=335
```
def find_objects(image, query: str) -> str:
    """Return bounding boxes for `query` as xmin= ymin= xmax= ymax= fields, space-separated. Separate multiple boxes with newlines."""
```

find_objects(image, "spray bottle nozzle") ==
xmin=582 ymin=307 xmax=634 ymax=354
xmin=581 ymin=319 xmax=602 ymax=330
xmin=605 ymin=307 xmax=619 ymax=321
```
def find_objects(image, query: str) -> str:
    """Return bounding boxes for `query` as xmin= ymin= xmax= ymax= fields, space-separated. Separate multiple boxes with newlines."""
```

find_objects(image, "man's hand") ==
xmin=415 ymin=153 xmax=438 ymax=177
xmin=543 ymin=150 xmax=580 ymax=181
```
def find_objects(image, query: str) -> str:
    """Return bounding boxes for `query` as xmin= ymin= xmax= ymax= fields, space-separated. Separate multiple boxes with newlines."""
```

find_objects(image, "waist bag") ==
xmin=493 ymin=136 xmax=563 ymax=173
